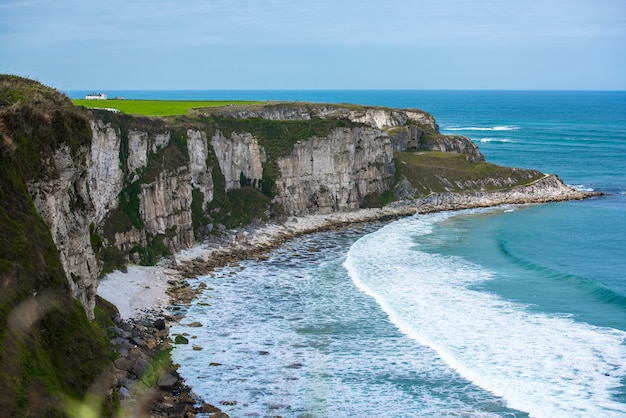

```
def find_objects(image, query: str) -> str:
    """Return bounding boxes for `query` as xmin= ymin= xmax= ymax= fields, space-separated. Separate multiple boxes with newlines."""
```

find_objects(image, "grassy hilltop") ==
xmin=72 ymin=98 xmax=262 ymax=116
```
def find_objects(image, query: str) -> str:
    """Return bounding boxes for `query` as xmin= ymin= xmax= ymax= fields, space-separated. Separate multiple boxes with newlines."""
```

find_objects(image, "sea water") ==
xmin=66 ymin=90 xmax=626 ymax=416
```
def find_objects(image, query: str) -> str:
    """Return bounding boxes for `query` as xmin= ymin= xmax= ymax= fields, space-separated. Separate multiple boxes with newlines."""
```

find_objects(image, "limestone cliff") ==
xmin=210 ymin=130 xmax=265 ymax=191
xmin=275 ymin=127 xmax=394 ymax=214
xmin=28 ymin=142 xmax=99 ymax=316
xmin=0 ymin=78 xmax=590 ymax=326
xmin=198 ymin=102 xmax=439 ymax=132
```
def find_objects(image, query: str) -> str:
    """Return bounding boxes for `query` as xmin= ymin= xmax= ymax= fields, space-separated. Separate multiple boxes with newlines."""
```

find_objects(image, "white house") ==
xmin=85 ymin=92 xmax=107 ymax=100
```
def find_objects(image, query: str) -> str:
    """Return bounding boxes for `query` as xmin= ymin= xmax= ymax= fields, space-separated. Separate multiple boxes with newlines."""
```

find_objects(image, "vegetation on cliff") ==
xmin=0 ymin=75 xmax=116 ymax=417
xmin=394 ymin=151 xmax=545 ymax=196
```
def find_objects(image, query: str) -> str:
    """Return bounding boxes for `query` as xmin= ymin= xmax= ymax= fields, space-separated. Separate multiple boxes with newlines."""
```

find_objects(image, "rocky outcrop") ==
xmin=139 ymin=169 xmax=195 ymax=251
xmin=406 ymin=174 xmax=591 ymax=212
xmin=419 ymin=134 xmax=485 ymax=162
xmin=187 ymin=129 xmax=214 ymax=204
xmin=275 ymin=127 xmax=394 ymax=214
xmin=210 ymin=130 xmax=266 ymax=190
xmin=202 ymin=103 xmax=439 ymax=131
xmin=89 ymin=123 xmax=214 ymax=259
xmin=89 ymin=120 xmax=124 ymax=224
xmin=390 ymin=125 xmax=485 ymax=162
xmin=28 ymin=143 xmax=100 ymax=318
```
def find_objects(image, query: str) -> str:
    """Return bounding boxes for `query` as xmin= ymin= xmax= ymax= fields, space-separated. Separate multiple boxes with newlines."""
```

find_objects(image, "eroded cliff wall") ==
xmin=0 ymin=81 xmax=586 ymax=323
xmin=275 ymin=127 xmax=394 ymax=214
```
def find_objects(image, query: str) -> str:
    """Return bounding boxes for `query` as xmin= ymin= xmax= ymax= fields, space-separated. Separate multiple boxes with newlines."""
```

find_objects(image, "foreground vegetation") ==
xmin=73 ymin=99 xmax=263 ymax=116
xmin=1 ymin=75 xmax=116 ymax=417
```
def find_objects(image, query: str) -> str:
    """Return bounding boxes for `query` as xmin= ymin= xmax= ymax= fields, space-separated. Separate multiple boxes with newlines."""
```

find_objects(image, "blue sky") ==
xmin=1 ymin=0 xmax=625 ymax=90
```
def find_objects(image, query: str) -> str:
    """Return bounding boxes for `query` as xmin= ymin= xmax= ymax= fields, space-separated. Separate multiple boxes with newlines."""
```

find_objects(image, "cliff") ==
xmin=2 ymin=79 xmax=588 ymax=320
xmin=0 ymin=76 xmax=115 ymax=417
xmin=0 ymin=76 xmax=590 ymax=416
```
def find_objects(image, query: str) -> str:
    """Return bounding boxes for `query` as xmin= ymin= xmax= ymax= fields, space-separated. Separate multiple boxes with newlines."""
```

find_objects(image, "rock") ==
xmin=113 ymin=358 xmax=134 ymax=372
xmin=174 ymin=335 xmax=189 ymax=344
xmin=157 ymin=372 xmax=179 ymax=388
xmin=180 ymin=393 xmax=194 ymax=403
xmin=132 ymin=357 xmax=151 ymax=377
xmin=132 ymin=337 xmax=150 ymax=349
xmin=187 ymin=321 xmax=203 ymax=327
xmin=155 ymin=328 xmax=169 ymax=338
xmin=154 ymin=318 xmax=166 ymax=330
xmin=201 ymin=403 xmax=221 ymax=414
xmin=118 ymin=386 xmax=131 ymax=400
xmin=114 ymin=369 xmax=129 ymax=387
xmin=166 ymin=403 xmax=189 ymax=418
xmin=192 ymin=345 xmax=203 ymax=351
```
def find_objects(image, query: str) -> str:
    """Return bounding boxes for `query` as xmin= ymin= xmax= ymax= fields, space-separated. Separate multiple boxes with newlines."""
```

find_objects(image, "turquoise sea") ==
xmin=68 ymin=90 xmax=626 ymax=417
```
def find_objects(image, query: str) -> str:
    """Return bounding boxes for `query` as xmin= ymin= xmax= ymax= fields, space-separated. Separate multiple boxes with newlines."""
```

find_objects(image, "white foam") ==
xmin=170 ymin=228 xmax=515 ymax=417
xmin=345 ymin=213 xmax=626 ymax=418
xmin=444 ymin=126 xmax=520 ymax=132
xmin=572 ymin=184 xmax=596 ymax=192
xmin=478 ymin=137 xmax=511 ymax=143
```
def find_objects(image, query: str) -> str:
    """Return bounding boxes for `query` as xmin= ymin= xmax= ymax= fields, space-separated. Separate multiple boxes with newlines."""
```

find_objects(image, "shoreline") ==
xmin=97 ymin=176 xmax=596 ymax=415
xmin=99 ymin=174 xmax=595 ymax=319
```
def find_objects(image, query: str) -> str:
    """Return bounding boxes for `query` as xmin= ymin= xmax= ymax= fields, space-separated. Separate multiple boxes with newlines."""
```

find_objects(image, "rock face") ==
xmin=187 ymin=129 xmax=214 ymax=204
xmin=138 ymin=169 xmax=195 ymax=251
xmin=28 ymin=143 xmax=99 ymax=317
xmin=89 ymin=120 xmax=124 ymax=224
xmin=275 ymin=127 xmax=394 ymax=214
xmin=204 ymin=103 xmax=439 ymax=132
xmin=210 ymin=130 xmax=266 ymax=191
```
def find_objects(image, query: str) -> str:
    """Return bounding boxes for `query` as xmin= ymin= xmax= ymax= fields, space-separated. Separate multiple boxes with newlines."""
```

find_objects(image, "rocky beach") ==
xmin=98 ymin=175 xmax=593 ymax=417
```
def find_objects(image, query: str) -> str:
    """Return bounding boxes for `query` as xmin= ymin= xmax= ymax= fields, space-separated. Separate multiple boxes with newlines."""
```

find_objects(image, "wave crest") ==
xmin=478 ymin=138 xmax=511 ymax=143
xmin=444 ymin=126 xmax=520 ymax=132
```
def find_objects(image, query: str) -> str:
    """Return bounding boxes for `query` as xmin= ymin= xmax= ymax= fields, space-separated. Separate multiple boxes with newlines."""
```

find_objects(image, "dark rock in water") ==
xmin=174 ymin=335 xmax=189 ymax=344
xmin=157 ymin=372 xmax=179 ymax=388
xmin=154 ymin=318 xmax=166 ymax=330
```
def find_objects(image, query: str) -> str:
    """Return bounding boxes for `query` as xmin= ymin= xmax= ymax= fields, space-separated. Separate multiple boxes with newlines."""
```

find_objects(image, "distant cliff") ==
xmin=0 ymin=76 xmax=590 ymax=416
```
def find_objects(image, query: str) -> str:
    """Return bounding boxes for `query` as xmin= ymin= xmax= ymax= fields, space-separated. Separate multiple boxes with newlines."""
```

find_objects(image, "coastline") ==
xmin=97 ymin=175 xmax=595 ymax=415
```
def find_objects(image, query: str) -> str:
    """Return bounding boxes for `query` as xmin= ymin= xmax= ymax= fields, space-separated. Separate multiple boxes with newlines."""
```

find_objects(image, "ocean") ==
xmin=67 ymin=90 xmax=626 ymax=417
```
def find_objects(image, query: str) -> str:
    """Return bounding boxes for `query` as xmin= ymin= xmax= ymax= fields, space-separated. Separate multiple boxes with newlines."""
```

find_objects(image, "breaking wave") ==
xmin=444 ymin=126 xmax=520 ymax=132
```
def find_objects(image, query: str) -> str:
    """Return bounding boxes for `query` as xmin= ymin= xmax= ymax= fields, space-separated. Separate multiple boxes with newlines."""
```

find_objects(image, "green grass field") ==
xmin=72 ymin=99 xmax=263 ymax=116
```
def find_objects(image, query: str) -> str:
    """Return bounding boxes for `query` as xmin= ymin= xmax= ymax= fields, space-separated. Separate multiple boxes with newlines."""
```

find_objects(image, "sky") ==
xmin=1 ymin=0 xmax=625 ymax=90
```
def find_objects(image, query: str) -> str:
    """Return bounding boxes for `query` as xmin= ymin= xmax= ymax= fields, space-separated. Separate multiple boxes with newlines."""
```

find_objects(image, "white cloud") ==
xmin=3 ymin=0 xmax=625 ymax=47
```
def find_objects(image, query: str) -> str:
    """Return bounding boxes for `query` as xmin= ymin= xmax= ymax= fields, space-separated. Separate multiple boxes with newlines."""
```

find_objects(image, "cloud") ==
xmin=2 ymin=0 xmax=624 ymax=48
